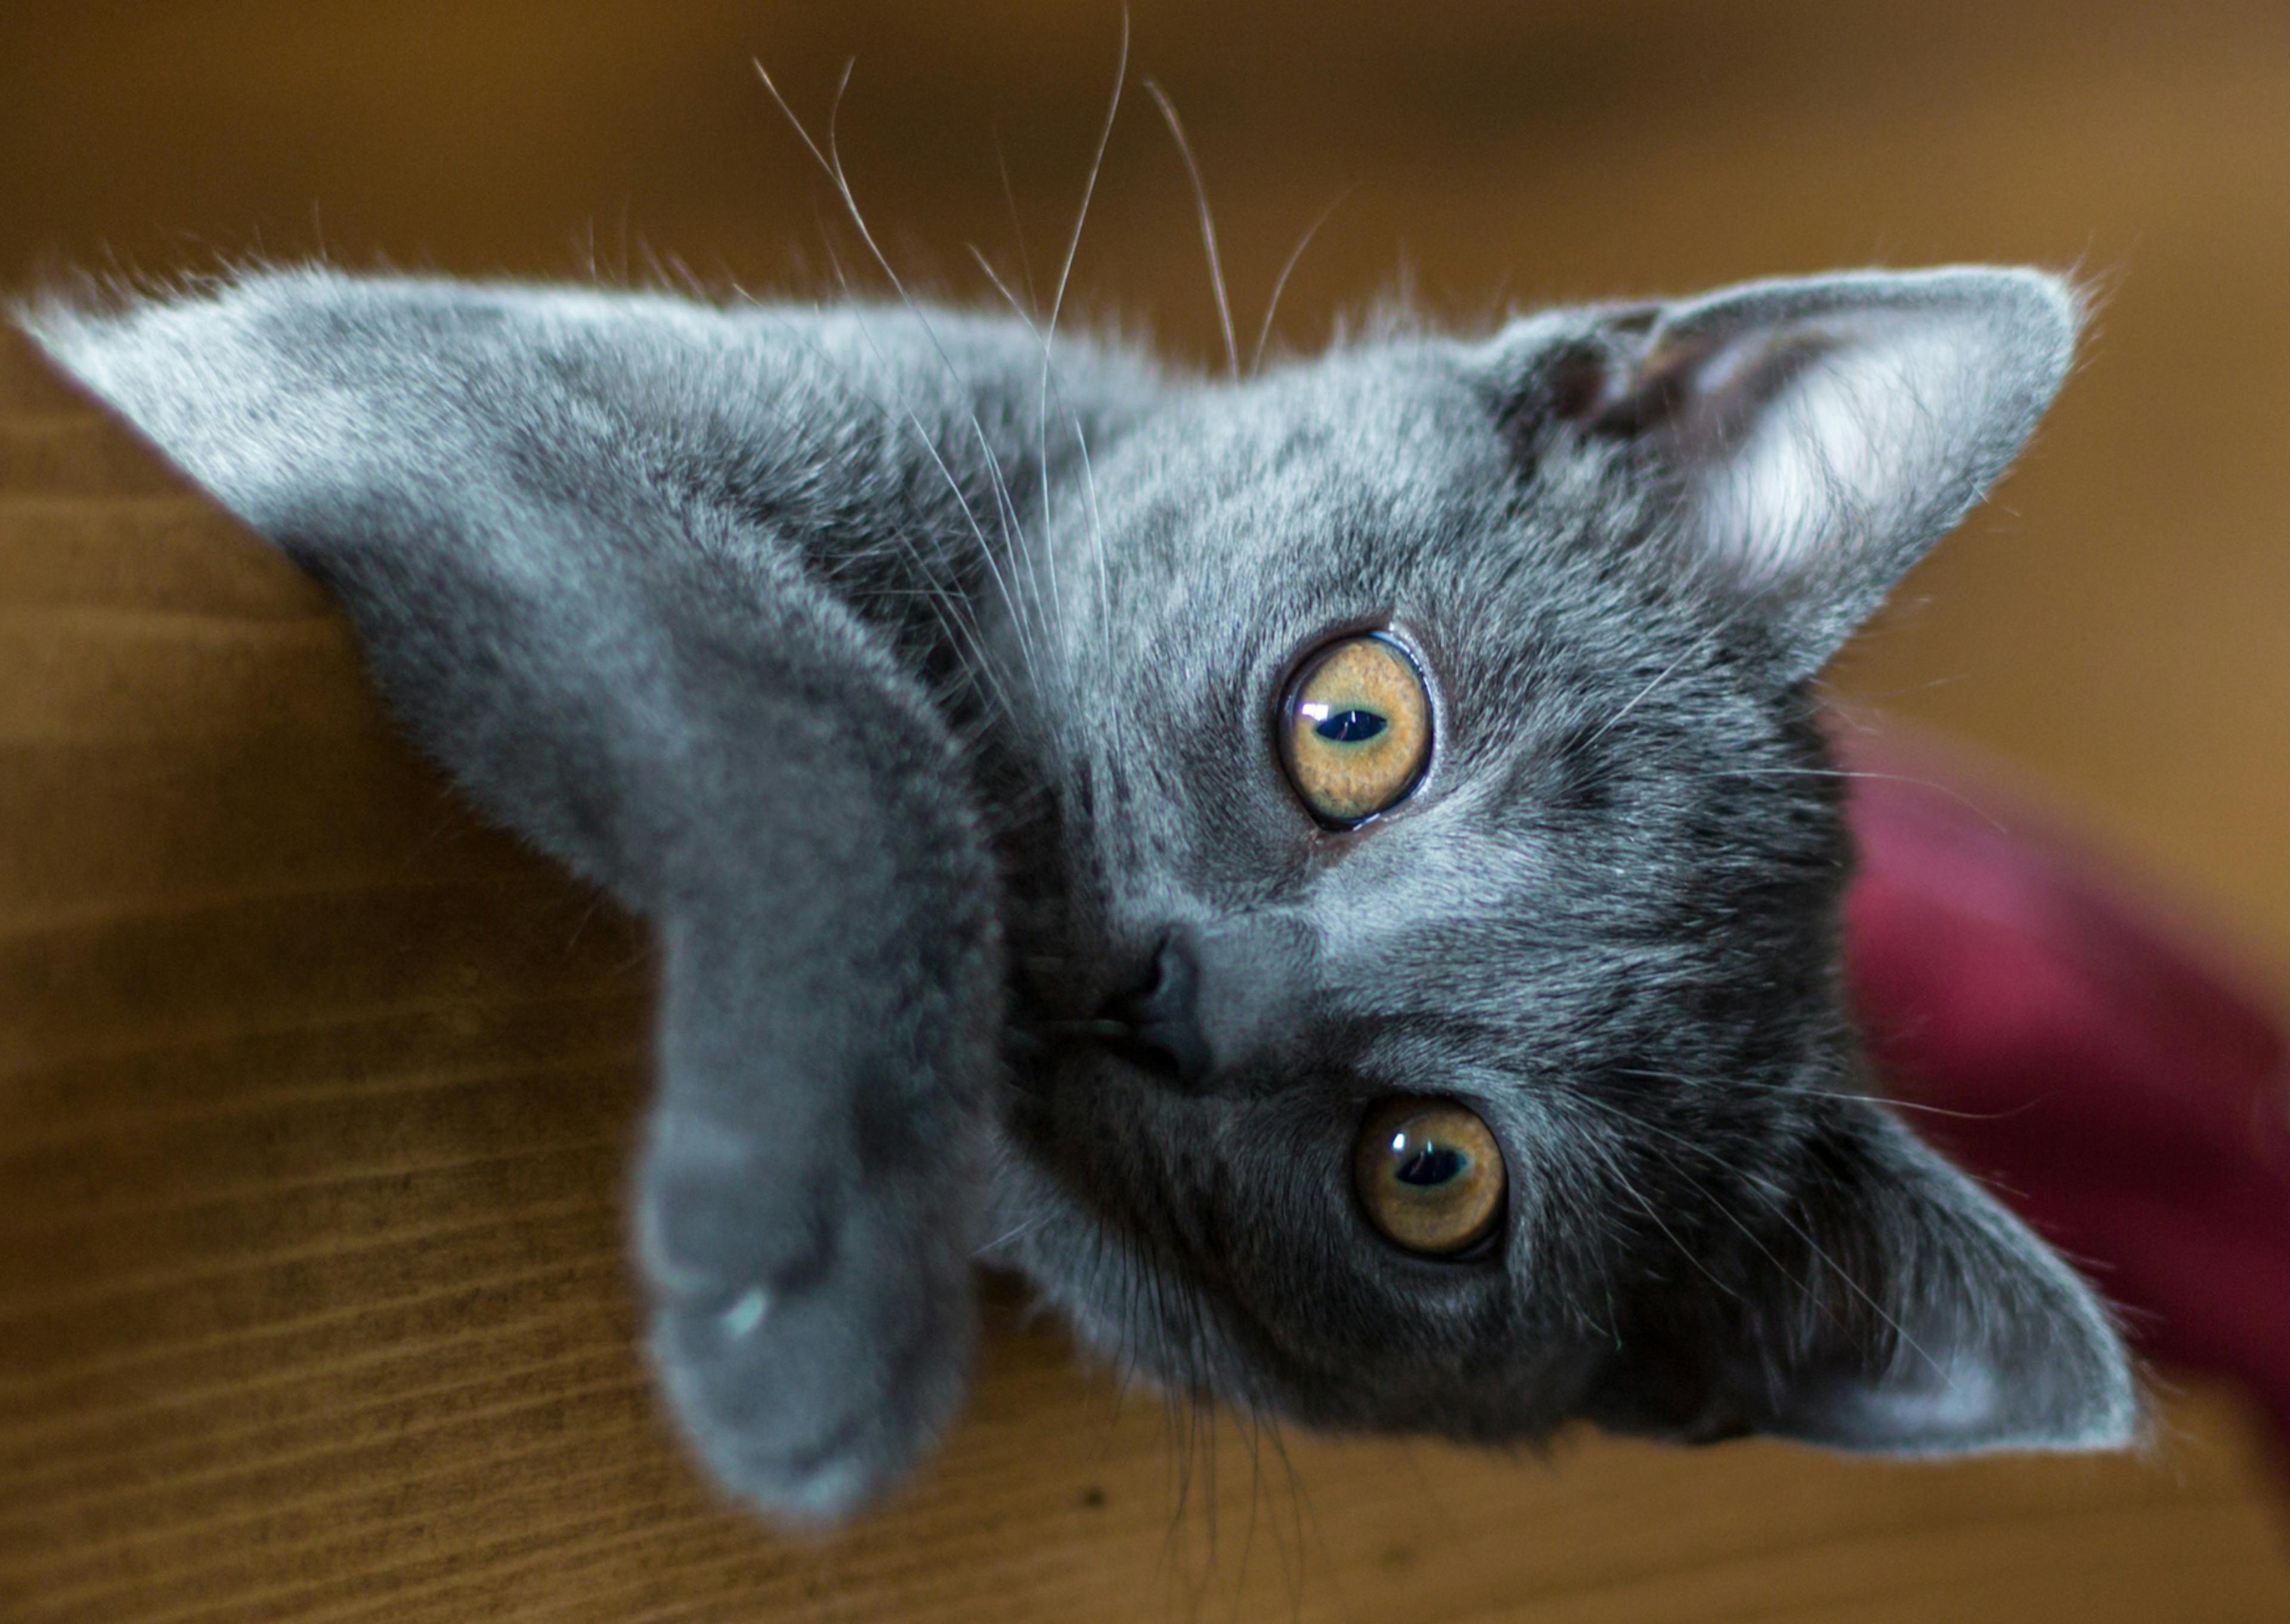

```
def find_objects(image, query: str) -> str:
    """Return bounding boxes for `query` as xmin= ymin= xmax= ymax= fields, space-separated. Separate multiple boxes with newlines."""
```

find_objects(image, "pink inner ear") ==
xmin=1839 ymin=724 xmax=2290 ymax=1465
xmin=1677 ymin=317 xmax=1969 ymax=582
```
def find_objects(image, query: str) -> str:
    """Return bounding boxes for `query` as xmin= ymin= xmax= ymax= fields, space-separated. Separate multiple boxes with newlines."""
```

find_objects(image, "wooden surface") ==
xmin=5 ymin=3 xmax=2290 ymax=1618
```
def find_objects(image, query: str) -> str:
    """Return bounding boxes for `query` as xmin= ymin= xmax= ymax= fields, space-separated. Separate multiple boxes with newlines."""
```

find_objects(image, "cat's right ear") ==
xmin=1483 ymin=267 xmax=2081 ymax=678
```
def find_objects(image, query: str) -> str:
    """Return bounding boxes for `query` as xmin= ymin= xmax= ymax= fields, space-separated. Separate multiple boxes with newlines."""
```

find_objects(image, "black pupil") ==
xmin=1395 ymin=1145 xmax=1466 ymax=1187
xmin=1315 ymin=708 xmax=1387 ymax=743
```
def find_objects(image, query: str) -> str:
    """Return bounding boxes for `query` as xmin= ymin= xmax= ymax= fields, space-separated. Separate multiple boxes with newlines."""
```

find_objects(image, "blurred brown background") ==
xmin=4 ymin=2 xmax=2288 ymax=1620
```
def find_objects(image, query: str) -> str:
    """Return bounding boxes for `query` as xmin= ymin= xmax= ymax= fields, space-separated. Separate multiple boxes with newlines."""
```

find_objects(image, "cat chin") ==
xmin=979 ymin=1145 xmax=1245 ymax=1398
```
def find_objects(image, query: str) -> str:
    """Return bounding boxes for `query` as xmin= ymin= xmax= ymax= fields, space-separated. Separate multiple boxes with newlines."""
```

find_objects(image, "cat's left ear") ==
xmin=1587 ymin=1101 xmax=2140 ymax=1456
xmin=1491 ymin=267 xmax=2081 ymax=678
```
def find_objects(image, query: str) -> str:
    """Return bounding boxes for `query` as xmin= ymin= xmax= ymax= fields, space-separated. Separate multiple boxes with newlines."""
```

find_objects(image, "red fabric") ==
xmin=1841 ymin=730 xmax=2290 ymax=1457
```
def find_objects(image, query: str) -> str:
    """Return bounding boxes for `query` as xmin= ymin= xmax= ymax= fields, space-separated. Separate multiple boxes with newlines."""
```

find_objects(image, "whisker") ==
xmin=1144 ymin=79 xmax=1239 ymax=379
xmin=818 ymin=68 xmax=1053 ymax=683
xmin=989 ymin=122 xmax=1038 ymax=316
xmin=1580 ymin=615 xmax=1728 ymax=751
xmin=966 ymin=238 xmax=1115 ymax=747
xmin=1047 ymin=13 xmax=1127 ymax=350
xmin=1252 ymin=190 xmax=1350 ymax=373
xmin=803 ymin=247 xmax=1029 ymax=726
xmin=1259 ymin=1414 xmax=1323 ymax=1622
xmin=960 ymin=240 xmax=1076 ymax=654
xmin=1608 ymin=1062 xmax=2039 ymax=1123
xmin=1041 ymin=13 xmax=1129 ymax=708
xmin=973 ymin=1214 xmax=1050 ymax=1259
xmin=1586 ymin=1130 xmax=1741 ymax=1303
xmin=739 ymin=272 xmax=1025 ymax=729
xmin=1701 ymin=765 xmax=2013 ymax=835
xmin=968 ymin=241 xmax=1031 ymax=324
xmin=1571 ymin=1090 xmax=1944 ymax=1381
xmin=754 ymin=55 xmax=1055 ymax=703
xmin=1073 ymin=410 xmax=1112 ymax=645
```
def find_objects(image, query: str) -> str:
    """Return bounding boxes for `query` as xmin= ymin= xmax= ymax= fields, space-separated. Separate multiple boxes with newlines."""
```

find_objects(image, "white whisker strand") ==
xmin=1073 ymin=412 xmax=1113 ymax=647
xmin=1571 ymin=1090 xmax=1943 ymax=1380
xmin=816 ymin=64 xmax=1053 ymax=684
xmin=990 ymin=122 xmax=1039 ymax=316
xmin=1143 ymin=78 xmax=1238 ymax=379
xmin=818 ymin=325 xmax=1027 ymax=724
xmin=1038 ymin=12 xmax=1129 ymax=725
xmin=1580 ymin=616 xmax=1726 ymax=752
xmin=1556 ymin=1102 xmax=1744 ymax=1304
xmin=1700 ymin=765 xmax=2013 ymax=835
xmin=753 ymin=55 xmax=1053 ymax=703
xmin=1252 ymin=190 xmax=1350 ymax=374
xmin=745 ymin=286 xmax=1025 ymax=728
xmin=967 ymin=239 xmax=1112 ymax=754
xmin=1609 ymin=1061 xmax=2037 ymax=1123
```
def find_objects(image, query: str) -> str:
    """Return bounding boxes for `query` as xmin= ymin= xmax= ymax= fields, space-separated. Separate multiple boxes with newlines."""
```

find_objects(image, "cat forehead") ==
xmin=1076 ymin=377 xmax=1568 ymax=648
xmin=1085 ymin=417 xmax=1658 ymax=678
xmin=1128 ymin=340 xmax=1506 ymax=492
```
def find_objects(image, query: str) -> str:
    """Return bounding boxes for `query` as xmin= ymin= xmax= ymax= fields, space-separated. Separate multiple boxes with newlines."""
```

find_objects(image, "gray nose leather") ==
xmin=1103 ymin=916 xmax=1321 ymax=1088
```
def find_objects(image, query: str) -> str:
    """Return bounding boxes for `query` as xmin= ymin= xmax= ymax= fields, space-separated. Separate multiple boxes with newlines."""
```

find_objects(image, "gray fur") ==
xmin=23 ymin=263 xmax=2136 ymax=1522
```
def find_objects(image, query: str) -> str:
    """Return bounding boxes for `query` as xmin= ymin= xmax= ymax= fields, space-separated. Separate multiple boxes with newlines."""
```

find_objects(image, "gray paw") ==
xmin=634 ymin=1110 xmax=979 ymax=1522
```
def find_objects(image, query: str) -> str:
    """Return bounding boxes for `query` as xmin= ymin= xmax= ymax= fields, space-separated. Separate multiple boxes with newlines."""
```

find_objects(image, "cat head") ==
xmin=986 ymin=267 xmax=2137 ymax=1455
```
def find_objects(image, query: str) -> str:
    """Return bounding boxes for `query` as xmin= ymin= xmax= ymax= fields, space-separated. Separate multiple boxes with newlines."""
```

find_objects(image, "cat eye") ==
xmin=1278 ymin=632 xmax=1432 ymax=825
xmin=1352 ymin=1098 xmax=1506 ymax=1257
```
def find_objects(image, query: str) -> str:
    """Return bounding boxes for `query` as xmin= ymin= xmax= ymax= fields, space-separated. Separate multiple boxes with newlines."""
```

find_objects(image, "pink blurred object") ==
xmin=1841 ymin=726 xmax=2290 ymax=1458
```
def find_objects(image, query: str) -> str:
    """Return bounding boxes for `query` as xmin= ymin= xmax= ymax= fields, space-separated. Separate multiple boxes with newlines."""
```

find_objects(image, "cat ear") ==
xmin=1497 ymin=267 xmax=2081 ymax=677
xmin=1588 ymin=1102 xmax=2139 ymax=1455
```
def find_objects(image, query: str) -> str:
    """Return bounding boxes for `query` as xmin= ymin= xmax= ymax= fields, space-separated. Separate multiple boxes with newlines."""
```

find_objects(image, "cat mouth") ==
xmin=1008 ymin=1014 xmax=1133 ymax=1053
xmin=1008 ymin=1013 xmax=1200 ymax=1090
xmin=999 ymin=983 xmax=1131 ymax=1115
xmin=1007 ymin=932 xmax=1212 ymax=1088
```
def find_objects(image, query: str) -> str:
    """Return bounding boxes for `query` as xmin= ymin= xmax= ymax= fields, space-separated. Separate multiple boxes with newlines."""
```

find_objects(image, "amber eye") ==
xmin=1352 ymin=1098 xmax=1506 ymax=1257
xmin=1278 ymin=632 xmax=1432 ymax=825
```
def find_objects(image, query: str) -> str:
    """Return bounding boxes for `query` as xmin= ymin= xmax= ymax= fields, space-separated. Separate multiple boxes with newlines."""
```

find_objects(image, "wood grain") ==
xmin=4 ymin=4 xmax=2289 ymax=1615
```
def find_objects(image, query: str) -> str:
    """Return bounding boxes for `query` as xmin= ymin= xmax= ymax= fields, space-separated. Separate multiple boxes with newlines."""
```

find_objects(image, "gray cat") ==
xmin=25 ymin=261 xmax=2137 ymax=1523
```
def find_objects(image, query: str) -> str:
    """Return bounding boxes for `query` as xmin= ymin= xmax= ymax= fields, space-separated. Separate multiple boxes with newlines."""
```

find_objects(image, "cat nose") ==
xmin=1099 ymin=928 xmax=1214 ymax=1088
xmin=1097 ymin=916 xmax=1320 ymax=1090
